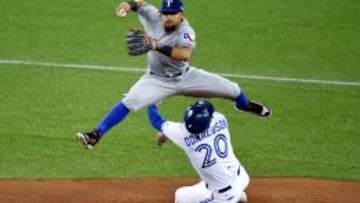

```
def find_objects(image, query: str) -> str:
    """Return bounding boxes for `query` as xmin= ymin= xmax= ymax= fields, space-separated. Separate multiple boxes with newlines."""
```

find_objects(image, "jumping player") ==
xmin=147 ymin=100 xmax=250 ymax=203
xmin=76 ymin=0 xmax=271 ymax=149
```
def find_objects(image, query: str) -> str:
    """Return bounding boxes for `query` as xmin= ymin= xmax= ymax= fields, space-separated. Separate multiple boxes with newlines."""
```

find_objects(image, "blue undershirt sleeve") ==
xmin=147 ymin=105 xmax=166 ymax=132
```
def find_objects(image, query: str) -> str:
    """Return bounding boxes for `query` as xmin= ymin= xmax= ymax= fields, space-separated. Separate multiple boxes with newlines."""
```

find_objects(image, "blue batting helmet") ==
xmin=160 ymin=0 xmax=184 ymax=14
xmin=184 ymin=100 xmax=214 ymax=134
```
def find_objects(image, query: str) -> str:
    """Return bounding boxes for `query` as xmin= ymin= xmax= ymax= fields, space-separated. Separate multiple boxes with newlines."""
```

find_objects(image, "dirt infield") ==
xmin=0 ymin=178 xmax=359 ymax=203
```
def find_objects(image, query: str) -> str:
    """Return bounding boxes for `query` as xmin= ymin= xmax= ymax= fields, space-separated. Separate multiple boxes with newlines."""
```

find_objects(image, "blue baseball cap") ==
xmin=160 ymin=0 xmax=184 ymax=14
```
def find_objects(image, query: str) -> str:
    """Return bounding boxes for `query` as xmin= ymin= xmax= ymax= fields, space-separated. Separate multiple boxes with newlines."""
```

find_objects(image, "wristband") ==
xmin=156 ymin=46 xmax=172 ymax=56
xmin=127 ymin=0 xmax=138 ymax=11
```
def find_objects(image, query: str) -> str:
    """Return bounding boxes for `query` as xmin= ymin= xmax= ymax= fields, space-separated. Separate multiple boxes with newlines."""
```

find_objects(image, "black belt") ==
xmin=218 ymin=185 xmax=232 ymax=193
xmin=206 ymin=184 xmax=232 ymax=194
xmin=150 ymin=67 xmax=189 ymax=77
xmin=206 ymin=166 xmax=241 ymax=193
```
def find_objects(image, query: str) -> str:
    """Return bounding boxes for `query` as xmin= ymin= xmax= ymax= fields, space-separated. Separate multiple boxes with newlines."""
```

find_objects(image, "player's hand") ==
xmin=116 ymin=2 xmax=130 ymax=17
xmin=157 ymin=132 xmax=168 ymax=147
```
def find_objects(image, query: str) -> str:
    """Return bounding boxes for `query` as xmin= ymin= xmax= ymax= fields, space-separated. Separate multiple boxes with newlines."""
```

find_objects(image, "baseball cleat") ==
xmin=235 ymin=101 xmax=271 ymax=117
xmin=76 ymin=130 xmax=101 ymax=150
xmin=254 ymin=101 xmax=271 ymax=117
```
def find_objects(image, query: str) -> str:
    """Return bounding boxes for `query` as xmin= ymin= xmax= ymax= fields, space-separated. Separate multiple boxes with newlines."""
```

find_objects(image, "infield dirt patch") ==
xmin=0 ymin=178 xmax=359 ymax=203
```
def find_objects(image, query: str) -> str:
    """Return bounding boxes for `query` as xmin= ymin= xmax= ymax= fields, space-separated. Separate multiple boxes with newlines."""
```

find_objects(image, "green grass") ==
xmin=0 ymin=0 xmax=359 ymax=181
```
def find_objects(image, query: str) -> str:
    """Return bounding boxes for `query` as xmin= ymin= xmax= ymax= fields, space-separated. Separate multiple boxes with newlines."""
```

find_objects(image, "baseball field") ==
xmin=0 ymin=0 xmax=359 ymax=202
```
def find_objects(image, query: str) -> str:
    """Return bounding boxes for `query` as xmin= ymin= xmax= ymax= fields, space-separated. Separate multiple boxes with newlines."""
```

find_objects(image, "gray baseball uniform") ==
xmin=122 ymin=2 xmax=241 ymax=111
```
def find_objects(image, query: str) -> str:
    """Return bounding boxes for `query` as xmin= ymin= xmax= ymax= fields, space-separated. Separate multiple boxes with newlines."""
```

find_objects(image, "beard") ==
xmin=164 ymin=21 xmax=177 ymax=32
xmin=165 ymin=25 xmax=177 ymax=32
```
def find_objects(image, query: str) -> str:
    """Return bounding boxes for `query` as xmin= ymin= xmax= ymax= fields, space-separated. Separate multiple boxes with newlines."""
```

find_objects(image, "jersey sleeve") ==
xmin=161 ymin=121 xmax=186 ymax=149
xmin=178 ymin=28 xmax=196 ymax=49
xmin=137 ymin=2 xmax=161 ymax=24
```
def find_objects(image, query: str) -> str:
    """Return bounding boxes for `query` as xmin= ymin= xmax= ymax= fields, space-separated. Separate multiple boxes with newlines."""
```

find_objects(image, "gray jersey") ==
xmin=137 ymin=3 xmax=196 ymax=78
xmin=122 ymin=2 xmax=241 ymax=112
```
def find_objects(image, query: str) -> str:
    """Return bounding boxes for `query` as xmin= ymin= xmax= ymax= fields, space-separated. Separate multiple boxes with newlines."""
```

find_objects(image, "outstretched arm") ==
xmin=147 ymin=105 xmax=169 ymax=146
xmin=116 ymin=0 xmax=160 ymax=22
xmin=147 ymin=105 xmax=165 ymax=132
xmin=116 ymin=0 xmax=144 ymax=17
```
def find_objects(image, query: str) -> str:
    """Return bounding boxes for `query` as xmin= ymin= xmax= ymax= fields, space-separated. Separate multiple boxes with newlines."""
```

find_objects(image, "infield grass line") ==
xmin=0 ymin=59 xmax=359 ymax=87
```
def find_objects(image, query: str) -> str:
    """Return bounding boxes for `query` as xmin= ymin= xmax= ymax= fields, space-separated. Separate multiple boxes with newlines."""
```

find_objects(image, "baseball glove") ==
xmin=126 ymin=29 xmax=154 ymax=56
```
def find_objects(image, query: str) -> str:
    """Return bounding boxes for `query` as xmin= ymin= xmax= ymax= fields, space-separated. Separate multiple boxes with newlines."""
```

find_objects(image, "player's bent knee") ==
xmin=121 ymin=98 xmax=142 ymax=112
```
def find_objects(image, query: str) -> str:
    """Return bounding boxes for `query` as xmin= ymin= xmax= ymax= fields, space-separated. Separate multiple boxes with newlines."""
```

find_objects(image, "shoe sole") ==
xmin=76 ymin=132 xmax=93 ymax=150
